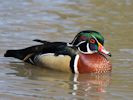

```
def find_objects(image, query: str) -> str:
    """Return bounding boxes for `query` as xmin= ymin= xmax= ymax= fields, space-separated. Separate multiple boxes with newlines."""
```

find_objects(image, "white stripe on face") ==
xmin=90 ymin=34 xmax=100 ymax=44
xmin=77 ymin=43 xmax=96 ymax=54
xmin=76 ymin=41 xmax=86 ymax=47
xmin=86 ymin=43 xmax=96 ymax=53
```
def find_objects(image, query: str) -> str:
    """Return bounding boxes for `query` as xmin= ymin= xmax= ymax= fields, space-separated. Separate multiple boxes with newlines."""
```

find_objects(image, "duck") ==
xmin=4 ymin=30 xmax=112 ymax=74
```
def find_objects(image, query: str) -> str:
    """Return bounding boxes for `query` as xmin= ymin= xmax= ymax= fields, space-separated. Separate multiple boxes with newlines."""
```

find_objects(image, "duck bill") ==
xmin=98 ymin=42 xmax=111 ymax=57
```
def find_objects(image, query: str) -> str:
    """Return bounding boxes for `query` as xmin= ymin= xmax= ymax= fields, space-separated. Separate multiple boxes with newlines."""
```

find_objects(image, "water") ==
xmin=0 ymin=0 xmax=133 ymax=100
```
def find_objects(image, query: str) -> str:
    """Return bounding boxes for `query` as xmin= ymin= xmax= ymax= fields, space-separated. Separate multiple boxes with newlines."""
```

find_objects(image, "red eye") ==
xmin=90 ymin=38 xmax=96 ymax=44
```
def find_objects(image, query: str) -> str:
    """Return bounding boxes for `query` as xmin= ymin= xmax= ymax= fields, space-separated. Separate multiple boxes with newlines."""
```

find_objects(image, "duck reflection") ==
xmin=8 ymin=62 xmax=111 ymax=99
xmin=71 ymin=73 xmax=111 ymax=96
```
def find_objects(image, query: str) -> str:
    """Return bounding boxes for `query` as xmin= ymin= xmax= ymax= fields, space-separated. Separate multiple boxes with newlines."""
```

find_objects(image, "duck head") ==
xmin=70 ymin=30 xmax=111 ymax=57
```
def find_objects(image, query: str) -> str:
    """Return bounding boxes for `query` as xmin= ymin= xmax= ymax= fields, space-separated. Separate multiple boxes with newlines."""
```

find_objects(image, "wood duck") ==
xmin=4 ymin=30 xmax=112 ymax=74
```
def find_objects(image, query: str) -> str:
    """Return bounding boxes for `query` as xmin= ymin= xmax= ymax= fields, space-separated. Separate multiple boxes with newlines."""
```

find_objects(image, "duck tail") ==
xmin=4 ymin=49 xmax=26 ymax=60
xmin=4 ymin=45 xmax=44 ymax=61
xmin=4 ymin=49 xmax=24 ymax=59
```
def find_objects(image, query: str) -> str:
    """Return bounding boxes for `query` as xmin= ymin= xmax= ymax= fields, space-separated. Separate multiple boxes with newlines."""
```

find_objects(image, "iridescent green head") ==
xmin=70 ymin=30 xmax=111 ymax=56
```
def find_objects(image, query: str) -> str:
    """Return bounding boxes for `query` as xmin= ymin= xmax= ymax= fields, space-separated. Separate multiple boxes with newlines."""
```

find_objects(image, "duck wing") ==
xmin=4 ymin=41 xmax=76 ymax=64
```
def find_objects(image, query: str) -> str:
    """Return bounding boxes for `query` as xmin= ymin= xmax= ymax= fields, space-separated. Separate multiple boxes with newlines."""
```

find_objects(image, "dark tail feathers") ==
xmin=4 ymin=49 xmax=31 ymax=60
xmin=4 ymin=45 xmax=44 ymax=60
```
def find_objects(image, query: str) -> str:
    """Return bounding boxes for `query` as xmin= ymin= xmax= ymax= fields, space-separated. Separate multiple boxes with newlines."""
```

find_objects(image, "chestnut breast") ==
xmin=77 ymin=53 xmax=112 ymax=73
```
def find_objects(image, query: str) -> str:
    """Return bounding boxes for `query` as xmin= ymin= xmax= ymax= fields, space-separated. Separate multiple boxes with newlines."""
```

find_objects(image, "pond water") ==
xmin=0 ymin=0 xmax=133 ymax=100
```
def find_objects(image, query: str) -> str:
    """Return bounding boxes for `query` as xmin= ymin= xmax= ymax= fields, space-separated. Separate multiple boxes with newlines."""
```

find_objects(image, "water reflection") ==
xmin=8 ymin=62 xmax=111 ymax=99
xmin=72 ymin=73 xmax=111 ymax=94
